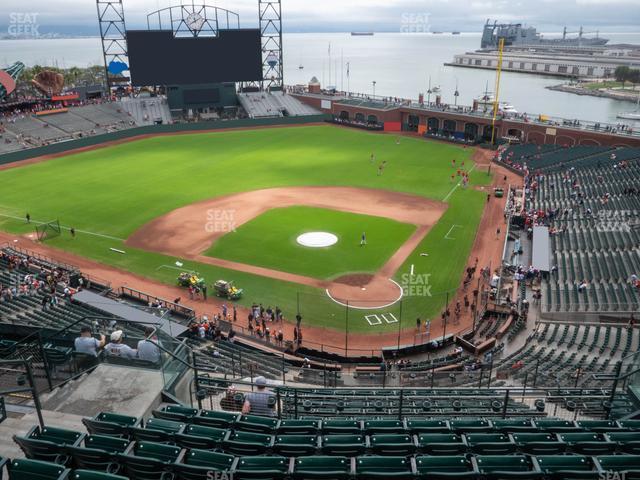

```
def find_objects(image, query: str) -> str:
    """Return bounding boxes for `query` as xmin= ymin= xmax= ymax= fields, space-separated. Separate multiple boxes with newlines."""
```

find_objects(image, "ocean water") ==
xmin=1 ymin=32 xmax=639 ymax=124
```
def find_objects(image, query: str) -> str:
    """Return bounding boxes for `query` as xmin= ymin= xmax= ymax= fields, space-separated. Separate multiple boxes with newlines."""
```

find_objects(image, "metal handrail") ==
xmin=0 ymin=357 xmax=44 ymax=428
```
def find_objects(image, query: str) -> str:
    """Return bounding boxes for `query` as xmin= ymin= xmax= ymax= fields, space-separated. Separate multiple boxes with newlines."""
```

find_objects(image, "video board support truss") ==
xmin=259 ymin=0 xmax=284 ymax=90
xmin=97 ymin=0 xmax=130 ymax=89
xmin=146 ymin=3 xmax=240 ymax=38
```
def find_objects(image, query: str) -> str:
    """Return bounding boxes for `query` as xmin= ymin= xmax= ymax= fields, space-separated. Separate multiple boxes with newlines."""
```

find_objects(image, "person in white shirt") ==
xmin=104 ymin=330 xmax=137 ymax=359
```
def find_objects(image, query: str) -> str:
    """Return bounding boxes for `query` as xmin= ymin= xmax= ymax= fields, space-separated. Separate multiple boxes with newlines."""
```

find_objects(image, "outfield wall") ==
xmin=0 ymin=114 xmax=330 ymax=166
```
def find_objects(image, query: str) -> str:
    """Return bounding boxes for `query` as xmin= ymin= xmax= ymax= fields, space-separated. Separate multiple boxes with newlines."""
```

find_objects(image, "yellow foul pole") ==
xmin=490 ymin=38 xmax=505 ymax=146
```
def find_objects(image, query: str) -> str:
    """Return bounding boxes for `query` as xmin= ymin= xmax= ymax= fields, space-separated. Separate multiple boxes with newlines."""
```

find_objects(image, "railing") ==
xmin=119 ymin=286 xmax=195 ymax=319
xmin=0 ymin=357 xmax=44 ymax=428
xmin=194 ymin=375 xmax=625 ymax=421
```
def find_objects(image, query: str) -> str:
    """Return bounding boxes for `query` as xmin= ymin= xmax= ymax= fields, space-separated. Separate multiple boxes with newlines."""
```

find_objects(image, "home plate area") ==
xmin=365 ymin=312 xmax=399 ymax=326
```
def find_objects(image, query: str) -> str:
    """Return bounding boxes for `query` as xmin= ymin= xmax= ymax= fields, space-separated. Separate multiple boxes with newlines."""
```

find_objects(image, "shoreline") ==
xmin=546 ymin=83 xmax=640 ymax=103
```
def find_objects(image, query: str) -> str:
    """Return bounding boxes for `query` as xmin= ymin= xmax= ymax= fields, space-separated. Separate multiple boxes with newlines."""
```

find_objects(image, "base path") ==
xmin=126 ymin=186 xmax=447 ymax=307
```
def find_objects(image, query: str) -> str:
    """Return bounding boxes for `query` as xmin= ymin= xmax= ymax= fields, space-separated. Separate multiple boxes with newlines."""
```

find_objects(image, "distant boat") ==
xmin=432 ymin=31 xmax=443 ymax=34
xmin=617 ymin=95 xmax=640 ymax=120
xmin=452 ymin=31 xmax=461 ymax=35
xmin=298 ymin=64 xmax=304 ymax=70
xmin=351 ymin=32 xmax=374 ymax=36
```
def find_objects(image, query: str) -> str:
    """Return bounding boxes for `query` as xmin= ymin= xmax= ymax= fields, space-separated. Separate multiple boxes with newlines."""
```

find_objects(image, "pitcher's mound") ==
xmin=326 ymin=274 xmax=403 ymax=309
xmin=296 ymin=231 xmax=338 ymax=248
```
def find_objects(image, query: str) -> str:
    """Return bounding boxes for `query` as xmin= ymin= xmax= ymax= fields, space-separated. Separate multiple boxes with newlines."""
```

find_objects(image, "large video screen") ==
xmin=127 ymin=29 xmax=263 ymax=86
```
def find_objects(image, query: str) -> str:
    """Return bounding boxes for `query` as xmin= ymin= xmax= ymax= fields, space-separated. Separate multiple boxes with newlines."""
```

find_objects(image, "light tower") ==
xmin=259 ymin=0 xmax=283 ymax=90
xmin=96 ymin=0 xmax=130 ymax=90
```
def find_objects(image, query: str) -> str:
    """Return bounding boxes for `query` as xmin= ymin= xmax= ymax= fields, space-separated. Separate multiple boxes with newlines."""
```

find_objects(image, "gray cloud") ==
xmin=0 ymin=0 xmax=638 ymax=33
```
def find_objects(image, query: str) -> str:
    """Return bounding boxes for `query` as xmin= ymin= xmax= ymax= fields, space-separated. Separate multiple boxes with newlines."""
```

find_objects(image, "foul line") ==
xmin=0 ymin=213 xmax=125 ymax=242
xmin=442 ymin=163 xmax=477 ymax=202
xmin=444 ymin=224 xmax=463 ymax=240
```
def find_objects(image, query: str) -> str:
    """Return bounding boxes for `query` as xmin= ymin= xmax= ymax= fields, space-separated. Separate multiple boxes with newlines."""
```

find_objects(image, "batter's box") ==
xmin=382 ymin=313 xmax=398 ymax=324
xmin=365 ymin=314 xmax=382 ymax=326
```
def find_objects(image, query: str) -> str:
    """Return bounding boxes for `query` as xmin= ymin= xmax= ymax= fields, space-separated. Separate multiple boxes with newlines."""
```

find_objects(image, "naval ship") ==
xmin=481 ymin=20 xmax=608 ymax=49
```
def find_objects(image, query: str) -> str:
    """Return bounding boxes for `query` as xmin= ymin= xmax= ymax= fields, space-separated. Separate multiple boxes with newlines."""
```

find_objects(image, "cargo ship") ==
xmin=481 ymin=20 xmax=608 ymax=49
xmin=351 ymin=32 xmax=374 ymax=36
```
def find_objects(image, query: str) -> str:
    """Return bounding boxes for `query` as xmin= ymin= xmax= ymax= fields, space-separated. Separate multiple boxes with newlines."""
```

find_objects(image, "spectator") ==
xmin=104 ymin=330 xmax=137 ymax=359
xmin=74 ymin=326 xmax=105 ymax=357
xmin=137 ymin=326 xmax=161 ymax=363
xmin=242 ymin=376 xmax=276 ymax=417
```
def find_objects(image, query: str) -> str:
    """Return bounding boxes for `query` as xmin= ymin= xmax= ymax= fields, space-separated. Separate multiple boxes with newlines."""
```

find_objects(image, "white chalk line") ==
xmin=442 ymin=163 xmax=477 ymax=202
xmin=0 ymin=212 xmax=125 ymax=242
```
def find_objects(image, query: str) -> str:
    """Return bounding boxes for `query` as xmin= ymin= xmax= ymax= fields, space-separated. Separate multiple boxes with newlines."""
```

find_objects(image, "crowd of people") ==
xmin=0 ymin=249 xmax=80 ymax=308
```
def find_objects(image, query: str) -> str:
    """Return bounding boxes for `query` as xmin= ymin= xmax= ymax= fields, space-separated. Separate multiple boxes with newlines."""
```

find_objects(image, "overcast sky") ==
xmin=1 ymin=0 xmax=639 ymax=34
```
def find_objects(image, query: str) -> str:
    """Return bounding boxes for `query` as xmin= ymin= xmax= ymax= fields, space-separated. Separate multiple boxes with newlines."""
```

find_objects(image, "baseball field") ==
xmin=0 ymin=124 xmax=490 ymax=334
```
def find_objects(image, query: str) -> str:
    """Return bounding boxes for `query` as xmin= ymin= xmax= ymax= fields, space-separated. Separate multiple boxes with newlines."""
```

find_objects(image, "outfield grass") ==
xmin=0 ymin=125 xmax=490 ymax=333
xmin=206 ymin=206 xmax=416 ymax=279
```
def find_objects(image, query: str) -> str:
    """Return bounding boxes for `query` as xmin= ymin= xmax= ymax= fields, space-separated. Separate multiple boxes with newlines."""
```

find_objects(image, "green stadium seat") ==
xmin=222 ymin=431 xmax=274 ymax=456
xmin=174 ymin=424 xmax=226 ymax=450
xmin=415 ymin=455 xmax=477 ymax=479
xmin=369 ymin=434 xmax=416 ymax=455
xmin=71 ymin=471 xmax=128 ymax=480
xmin=617 ymin=420 xmax=640 ymax=431
xmin=8 ymin=458 xmax=71 ymax=480
xmin=535 ymin=455 xmax=598 ymax=480
xmin=475 ymin=455 xmax=542 ymax=479
xmin=594 ymin=455 xmax=640 ymax=478
xmin=605 ymin=431 xmax=640 ymax=454
xmin=278 ymin=420 xmax=319 ymax=435
xmin=534 ymin=419 xmax=581 ymax=433
xmin=130 ymin=418 xmax=185 ymax=443
xmin=181 ymin=449 xmax=235 ymax=470
xmin=465 ymin=433 xmax=516 ymax=455
xmin=273 ymin=435 xmax=319 ymax=456
xmin=321 ymin=434 xmax=366 ymax=456
xmin=321 ymin=420 xmax=361 ymax=434
xmin=14 ymin=426 xmax=83 ymax=464
xmin=449 ymin=419 xmax=492 ymax=433
xmin=193 ymin=410 xmax=239 ymax=429
xmin=152 ymin=405 xmax=199 ymax=422
xmin=82 ymin=413 xmax=140 ymax=437
xmin=68 ymin=435 xmax=130 ymax=471
xmin=492 ymin=419 xmax=536 ymax=433
xmin=363 ymin=420 xmax=405 ymax=434
xmin=13 ymin=435 xmax=69 ymax=464
xmin=234 ymin=456 xmax=289 ymax=480
xmin=406 ymin=419 xmax=450 ymax=434
xmin=416 ymin=433 xmax=467 ymax=455
xmin=577 ymin=420 xmax=619 ymax=432
xmin=293 ymin=456 xmax=351 ymax=480
xmin=235 ymin=414 xmax=279 ymax=434
xmin=31 ymin=426 xmax=83 ymax=445
xmin=559 ymin=432 xmax=616 ymax=455
xmin=355 ymin=456 xmax=413 ymax=480
xmin=117 ymin=441 xmax=181 ymax=480
xmin=510 ymin=432 xmax=566 ymax=455
xmin=128 ymin=441 xmax=181 ymax=463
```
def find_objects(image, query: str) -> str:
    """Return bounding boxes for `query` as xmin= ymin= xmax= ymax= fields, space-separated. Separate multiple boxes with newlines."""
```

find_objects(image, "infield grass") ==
xmin=205 ymin=206 xmax=416 ymax=279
